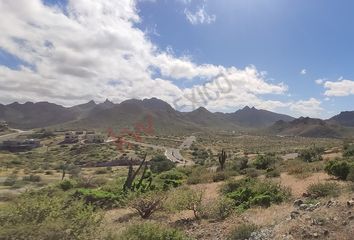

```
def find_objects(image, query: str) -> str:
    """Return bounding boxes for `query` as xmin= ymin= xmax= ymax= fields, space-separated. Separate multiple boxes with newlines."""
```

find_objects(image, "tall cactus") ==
xmin=123 ymin=154 xmax=147 ymax=191
xmin=218 ymin=149 xmax=227 ymax=171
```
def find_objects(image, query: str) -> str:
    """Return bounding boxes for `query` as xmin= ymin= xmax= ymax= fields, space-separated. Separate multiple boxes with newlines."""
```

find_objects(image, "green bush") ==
xmin=299 ymin=147 xmax=324 ymax=162
xmin=343 ymin=144 xmax=354 ymax=157
xmin=222 ymin=178 xmax=290 ymax=211
xmin=22 ymin=174 xmax=41 ymax=182
xmin=242 ymin=168 xmax=259 ymax=178
xmin=228 ymin=223 xmax=258 ymax=240
xmin=212 ymin=172 xmax=229 ymax=182
xmin=253 ymin=154 xmax=278 ymax=170
xmin=73 ymin=188 xmax=126 ymax=209
xmin=186 ymin=167 xmax=212 ymax=184
xmin=201 ymin=197 xmax=235 ymax=220
xmin=0 ymin=191 xmax=102 ymax=240
xmin=59 ymin=179 xmax=75 ymax=191
xmin=150 ymin=155 xmax=176 ymax=173
xmin=325 ymin=160 xmax=350 ymax=180
xmin=346 ymin=166 xmax=354 ymax=182
xmin=265 ymin=168 xmax=280 ymax=178
xmin=306 ymin=182 xmax=340 ymax=198
xmin=3 ymin=175 xmax=17 ymax=186
xmin=157 ymin=169 xmax=186 ymax=190
xmin=165 ymin=187 xmax=204 ymax=219
xmin=120 ymin=222 xmax=191 ymax=240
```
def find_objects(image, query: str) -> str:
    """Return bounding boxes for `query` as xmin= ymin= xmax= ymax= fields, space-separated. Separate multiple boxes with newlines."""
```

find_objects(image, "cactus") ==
xmin=123 ymin=154 xmax=148 ymax=191
xmin=218 ymin=149 xmax=227 ymax=171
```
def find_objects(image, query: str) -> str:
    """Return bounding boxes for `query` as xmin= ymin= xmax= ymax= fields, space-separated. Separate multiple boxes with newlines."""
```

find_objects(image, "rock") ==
xmin=293 ymin=199 xmax=304 ymax=207
xmin=313 ymin=232 xmax=319 ymax=238
xmin=299 ymin=204 xmax=309 ymax=211
xmin=290 ymin=211 xmax=300 ymax=219
xmin=326 ymin=199 xmax=337 ymax=208
xmin=347 ymin=200 xmax=354 ymax=207
xmin=324 ymin=230 xmax=329 ymax=236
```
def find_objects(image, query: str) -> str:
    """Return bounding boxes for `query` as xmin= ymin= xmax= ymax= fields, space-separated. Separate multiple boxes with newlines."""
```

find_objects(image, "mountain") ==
xmin=225 ymin=106 xmax=295 ymax=128
xmin=328 ymin=111 xmax=354 ymax=127
xmin=0 ymin=102 xmax=76 ymax=129
xmin=183 ymin=107 xmax=239 ymax=130
xmin=269 ymin=117 xmax=347 ymax=138
xmin=67 ymin=98 xmax=200 ymax=134
xmin=1 ymin=98 xmax=352 ymax=137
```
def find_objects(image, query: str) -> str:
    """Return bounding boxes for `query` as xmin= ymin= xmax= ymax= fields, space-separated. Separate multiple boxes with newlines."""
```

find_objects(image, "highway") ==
xmin=0 ymin=128 xmax=33 ymax=142
xmin=106 ymin=135 xmax=196 ymax=165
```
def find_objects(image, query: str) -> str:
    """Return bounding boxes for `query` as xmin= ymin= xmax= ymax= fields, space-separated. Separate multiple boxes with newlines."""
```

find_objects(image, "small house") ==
xmin=85 ymin=133 xmax=105 ymax=143
xmin=63 ymin=131 xmax=79 ymax=143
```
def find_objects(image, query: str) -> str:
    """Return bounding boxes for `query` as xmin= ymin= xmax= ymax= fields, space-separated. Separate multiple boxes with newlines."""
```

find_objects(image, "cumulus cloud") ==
xmin=300 ymin=69 xmax=307 ymax=75
xmin=0 ymin=0 xmax=323 ymax=117
xmin=184 ymin=5 xmax=216 ymax=25
xmin=289 ymin=98 xmax=323 ymax=117
xmin=323 ymin=79 xmax=354 ymax=96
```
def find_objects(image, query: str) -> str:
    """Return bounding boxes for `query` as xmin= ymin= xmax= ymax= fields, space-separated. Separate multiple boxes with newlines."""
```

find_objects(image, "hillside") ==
xmin=0 ymin=102 xmax=77 ymax=129
xmin=269 ymin=117 xmax=348 ymax=138
xmin=328 ymin=111 xmax=354 ymax=127
xmin=1 ymin=98 xmax=353 ymax=137
xmin=225 ymin=106 xmax=295 ymax=128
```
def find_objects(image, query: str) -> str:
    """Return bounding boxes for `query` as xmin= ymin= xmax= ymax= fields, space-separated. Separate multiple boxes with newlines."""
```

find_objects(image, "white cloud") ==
xmin=289 ymin=98 xmax=323 ymax=117
xmin=184 ymin=6 xmax=216 ymax=25
xmin=300 ymin=69 xmax=307 ymax=75
xmin=315 ymin=78 xmax=325 ymax=85
xmin=323 ymin=79 xmax=354 ymax=96
xmin=0 ymin=0 xmax=322 ymax=117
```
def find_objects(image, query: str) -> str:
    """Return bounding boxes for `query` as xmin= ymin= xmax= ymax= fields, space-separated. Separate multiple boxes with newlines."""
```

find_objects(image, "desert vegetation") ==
xmin=0 ymin=132 xmax=353 ymax=239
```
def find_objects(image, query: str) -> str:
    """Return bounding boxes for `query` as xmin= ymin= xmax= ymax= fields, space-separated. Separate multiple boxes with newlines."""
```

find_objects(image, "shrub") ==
xmin=186 ymin=167 xmax=212 ymax=184
xmin=73 ymin=188 xmax=126 ymax=209
xmin=299 ymin=147 xmax=324 ymax=162
xmin=201 ymin=197 xmax=235 ymax=220
xmin=0 ymin=191 xmax=102 ymax=240
xmin=3 ymin=175 xmax=17 ymax=186
xmin=243 ymin=168 xmax=259 ymax=178
xmin=45 ymin=170 xmax=54 ymax=175
xmin=265 ymin=168 xmax=280 ymax=178
xmin=346 ymin=166 xmax=354 ymax=182
xmin=165 ymin=187 xmax=204 ymax=219
xmin=343 ymin=143 xmax=354 ymax=157
xmin=94 ymin=168 xmax=108 ymax=174
xmin=325 ymin=160 xmax=350 ymax=180
xmin=306 ymin=182 xmax=340 ymax=198
xmin=120 ymin=222 xmax=190 ymax=240
xmin=130 ymin=192 xmax=165 ymax=219
xmin=22 ymin=175 xmax=41 ymax=182
xmin=237 ymin=157 xmax=249 ymax=170
xmin=228 ymin=223 xmax=258 ymax=240
xmin=212 ymin=171 xmax=229 ymax=182
xmin=253 ymin=154 xmax=277 ymax=170
xmin=150 ymin=155 xmax=176 ymax=173
xmin=222 ymin=178 xmax=290 ymax=211
xmin=157 ymin=169 xmax=186 ymax=190
xmin=59 ymin=179 xmax=75 ymax=191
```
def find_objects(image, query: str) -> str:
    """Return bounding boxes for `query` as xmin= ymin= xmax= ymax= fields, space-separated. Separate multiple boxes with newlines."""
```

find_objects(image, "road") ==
xmin=0 ymin=128 xmax=33 ymax=142
xmin=106 ymin=135 xmax=196 ymax=165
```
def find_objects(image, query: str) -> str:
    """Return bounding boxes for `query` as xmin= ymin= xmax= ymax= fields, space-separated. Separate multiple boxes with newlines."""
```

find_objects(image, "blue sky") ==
xmin=0 ymin=0 xmax=353 ymax=118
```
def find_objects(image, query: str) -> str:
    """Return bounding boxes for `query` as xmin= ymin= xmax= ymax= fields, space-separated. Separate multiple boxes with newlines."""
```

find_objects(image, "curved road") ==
xmin=106 ymin=135 xmax=196 ymax=165
xmin=0 ymin=128 xmax=33 ymax=142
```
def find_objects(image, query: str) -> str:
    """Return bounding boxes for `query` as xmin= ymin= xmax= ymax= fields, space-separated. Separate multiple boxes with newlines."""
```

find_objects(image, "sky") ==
xmin=0 ymin=0 xmax=353 ymax=118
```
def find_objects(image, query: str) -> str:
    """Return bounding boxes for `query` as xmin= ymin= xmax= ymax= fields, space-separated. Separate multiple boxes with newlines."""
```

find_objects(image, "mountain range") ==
xmin=0 ymin=98 xmax=353 ymax=138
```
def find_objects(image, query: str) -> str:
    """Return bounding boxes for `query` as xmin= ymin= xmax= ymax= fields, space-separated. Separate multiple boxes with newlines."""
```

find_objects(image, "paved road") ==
xmin=106 ymin=135 xmax=196 ymax=165
xmin=0 ymin=128 xmax=33 ymax=142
